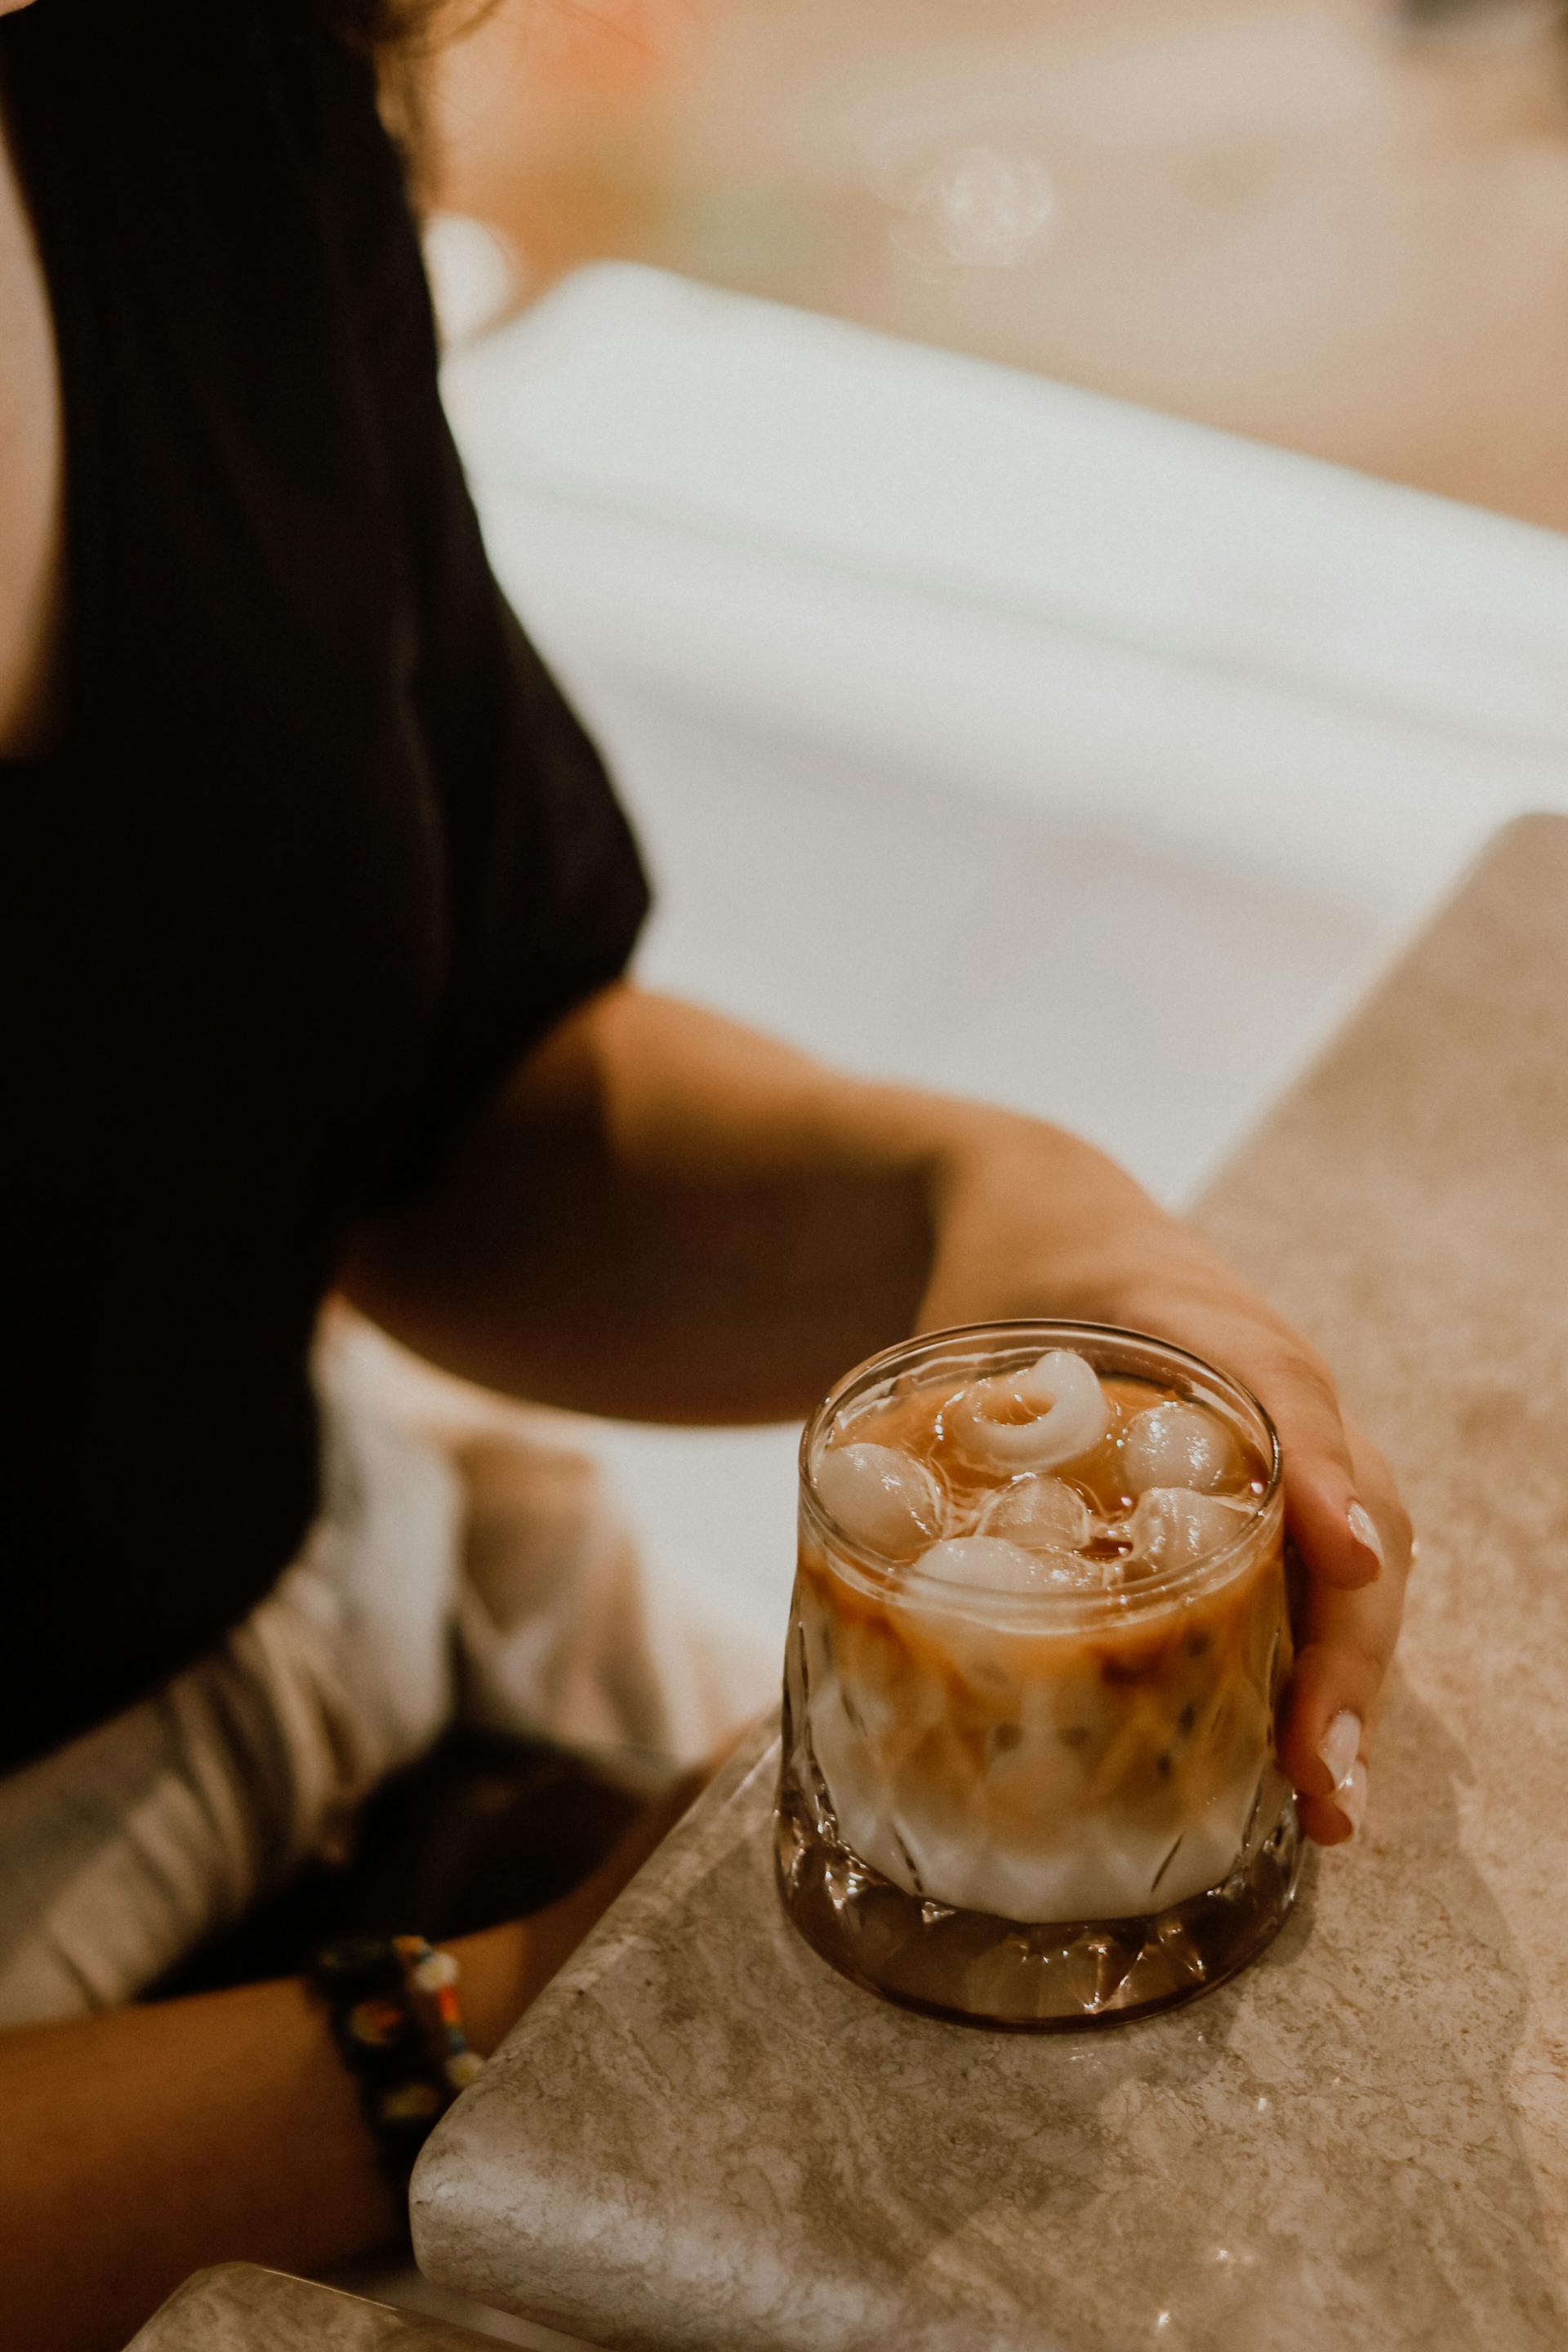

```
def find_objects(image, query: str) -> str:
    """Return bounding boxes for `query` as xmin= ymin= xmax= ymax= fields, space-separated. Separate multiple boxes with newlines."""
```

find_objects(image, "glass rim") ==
xmin=798 ymin=1317 xmax=1283 ymax=1616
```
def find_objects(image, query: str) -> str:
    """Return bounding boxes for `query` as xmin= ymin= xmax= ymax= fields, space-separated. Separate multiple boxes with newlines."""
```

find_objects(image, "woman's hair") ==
xmin=316 ymin=0 xmax=445 ymax=51
xmin=316 ymin=0 xmax=493 ymax=186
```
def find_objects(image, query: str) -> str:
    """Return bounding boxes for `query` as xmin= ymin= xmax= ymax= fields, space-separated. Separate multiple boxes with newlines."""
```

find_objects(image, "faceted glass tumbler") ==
xmin=774 ymin=1321 xmax=1300 ymax=2029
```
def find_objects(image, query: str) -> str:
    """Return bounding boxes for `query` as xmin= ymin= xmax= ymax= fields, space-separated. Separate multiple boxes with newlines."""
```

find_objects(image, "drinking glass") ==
xmin=774 ymin=1321 xmax=1298 ymax=2027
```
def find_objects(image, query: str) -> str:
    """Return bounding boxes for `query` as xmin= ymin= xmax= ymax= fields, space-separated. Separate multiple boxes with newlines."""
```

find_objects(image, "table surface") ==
xmin=124 ymin=2265 xmax=502 ymax=2351
xmin=412 ymin=815 xmax=1568 ymax=2350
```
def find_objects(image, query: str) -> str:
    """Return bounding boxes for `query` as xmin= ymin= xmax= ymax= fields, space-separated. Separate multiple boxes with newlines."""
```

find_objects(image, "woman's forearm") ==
xmin=0 ymin=1775 xmax=697 ymax=2352
xmin=0 ymin=1967 xmax=399 ymax=2352
xmin=341 ymin=983 xmax=1145 ymax=1424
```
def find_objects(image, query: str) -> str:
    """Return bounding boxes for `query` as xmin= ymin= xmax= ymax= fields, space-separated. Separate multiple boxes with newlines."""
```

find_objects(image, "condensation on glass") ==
xmin=775 ymin=1321 xmax=1298 ymax=2029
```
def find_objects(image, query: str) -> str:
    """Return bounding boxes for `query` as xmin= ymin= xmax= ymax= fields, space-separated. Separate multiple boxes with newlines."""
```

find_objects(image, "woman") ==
xmin=0 ymin=2 xmax=1410 ymax=2345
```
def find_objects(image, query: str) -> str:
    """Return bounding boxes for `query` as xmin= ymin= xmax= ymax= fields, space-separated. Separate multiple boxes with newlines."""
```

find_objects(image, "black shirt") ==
xmin=0 ymin=0 xmax=649 ymax=1773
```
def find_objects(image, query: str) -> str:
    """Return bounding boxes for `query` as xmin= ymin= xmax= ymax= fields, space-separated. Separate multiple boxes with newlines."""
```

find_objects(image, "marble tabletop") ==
xmin=125 ymin=2263 xmax=503 ymax=2350
xmin=412 ymin=816 xmax=1568 ymax=2350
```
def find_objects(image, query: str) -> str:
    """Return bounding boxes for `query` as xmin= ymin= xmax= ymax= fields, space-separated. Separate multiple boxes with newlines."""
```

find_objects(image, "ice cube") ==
xmin=814 ymin=1441 xmax=945 ymax=1557
xmin=976 ymin=1473 xmax=1091 ymax=1552
xmin=916 ymin=1535 xmax=1101 ymax=1593
xmin=948 ymin=1348 xmax=1109 ymax=1473
xmin=1120 ymin=1401 xmax=1240 ymax=1497
xmin=1127 ymin=1487 xmax=1251 ymax=1570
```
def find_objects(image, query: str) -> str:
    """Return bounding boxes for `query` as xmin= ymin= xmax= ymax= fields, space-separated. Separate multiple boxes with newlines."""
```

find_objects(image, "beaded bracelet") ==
xmin=313 ymin=1933 xmax=483 ymax=2193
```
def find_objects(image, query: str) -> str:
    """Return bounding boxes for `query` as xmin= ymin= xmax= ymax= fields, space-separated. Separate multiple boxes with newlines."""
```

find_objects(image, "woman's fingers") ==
xmin=1121 ymin=1294 xmax=1381 ymax=1592
xmin=1113 ymin=1282 xmax=1414 ymax=1846
xmin=1277 ymin=1429 xmax=1413 ymax=1843
xmin=1218 ymin=1330 xmax=1383 ymax=1589
xmin=1173 ymin=1326 xmax=1414 ymax=1838
xmin=1269 ymin=1357 xmax=1387 ymax=1594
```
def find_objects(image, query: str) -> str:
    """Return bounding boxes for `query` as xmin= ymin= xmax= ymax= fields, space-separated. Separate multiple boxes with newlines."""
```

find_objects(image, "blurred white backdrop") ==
xmin=430 ymin=254 xmax=1568 ymax=1641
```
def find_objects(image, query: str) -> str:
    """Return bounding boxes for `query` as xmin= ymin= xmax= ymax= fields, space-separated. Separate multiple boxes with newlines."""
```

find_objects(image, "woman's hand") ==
xmin=916 ymin=1113 xmax=1414 ymax=1846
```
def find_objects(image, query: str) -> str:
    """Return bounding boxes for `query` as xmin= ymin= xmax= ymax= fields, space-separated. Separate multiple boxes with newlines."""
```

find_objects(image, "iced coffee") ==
xmin=775 ymin=1321 xmax=1298 ymax=2026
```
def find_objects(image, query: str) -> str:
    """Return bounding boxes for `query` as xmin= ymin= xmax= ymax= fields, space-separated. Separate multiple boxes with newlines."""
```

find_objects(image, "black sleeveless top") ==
xmin=0 ymin=0 xmax=648 ymax=1772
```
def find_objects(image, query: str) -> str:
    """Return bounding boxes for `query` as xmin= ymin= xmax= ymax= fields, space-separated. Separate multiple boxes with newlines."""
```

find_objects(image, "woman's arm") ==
xmin=345 ymin=984 xmax=948 ymax=1426
xmin=0 ymin=1777 xmax=698 ymax=2352
xmin=343 ymin=982 xmax=1412 ymax=1845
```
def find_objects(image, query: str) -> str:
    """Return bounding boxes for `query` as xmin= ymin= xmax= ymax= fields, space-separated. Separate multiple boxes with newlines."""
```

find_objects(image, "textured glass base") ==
xmin=774 ymin=1762 xmax=1300 ymax=2031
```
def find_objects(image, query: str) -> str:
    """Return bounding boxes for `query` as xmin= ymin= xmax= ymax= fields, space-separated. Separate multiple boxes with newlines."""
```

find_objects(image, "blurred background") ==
xmin=431 ymin=0 xmax=1568 ymax=528
xmin=381 ymin=0 xmax=1568 ymax=1635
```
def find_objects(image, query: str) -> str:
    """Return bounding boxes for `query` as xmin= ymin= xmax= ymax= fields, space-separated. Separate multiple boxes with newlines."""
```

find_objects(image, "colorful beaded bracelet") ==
xmin=313 ymin=1933 xmax=483 ymax=2193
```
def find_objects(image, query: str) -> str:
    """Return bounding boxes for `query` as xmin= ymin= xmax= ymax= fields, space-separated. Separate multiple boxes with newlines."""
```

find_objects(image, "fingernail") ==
xmin=1348 ymin=1500 xmax=1384 ymax=1574
xmin=1335 ymin=1759 xmax=1369 ymax=1838
xmin=1317 ymin=1708 xmax=1362 ymax=1791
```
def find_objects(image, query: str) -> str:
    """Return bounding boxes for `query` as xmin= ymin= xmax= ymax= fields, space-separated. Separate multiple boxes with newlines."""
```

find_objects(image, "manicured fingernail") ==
xmin=1318 ymin=1709 xmax=1361 ymax=1791
xmin=1348 ymin=1500 xmax=1384 ymax=1574
xmin=1335 ymin=1759 xmax=1369 ymax=1838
